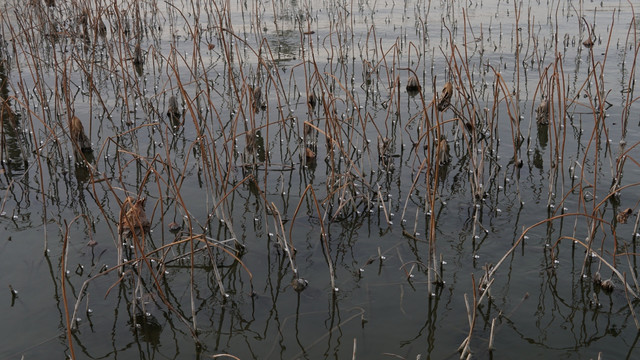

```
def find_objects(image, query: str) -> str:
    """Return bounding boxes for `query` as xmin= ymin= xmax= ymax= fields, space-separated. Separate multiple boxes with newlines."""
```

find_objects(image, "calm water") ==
xmin=1 ymin=0 xmax=639 ymax=359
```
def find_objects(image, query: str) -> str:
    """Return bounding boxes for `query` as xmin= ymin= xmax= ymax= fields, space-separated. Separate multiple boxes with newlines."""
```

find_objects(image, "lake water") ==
xmin=1 ymin=0 xmax=639 ymax=358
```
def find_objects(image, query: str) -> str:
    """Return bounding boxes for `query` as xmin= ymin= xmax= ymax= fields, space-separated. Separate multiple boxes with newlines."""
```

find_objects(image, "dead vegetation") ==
xmin=0 ymin=0 xmax=639 ymax=358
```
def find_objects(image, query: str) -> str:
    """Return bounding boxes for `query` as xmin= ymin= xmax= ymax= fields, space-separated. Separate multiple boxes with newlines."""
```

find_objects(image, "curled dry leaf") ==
xmin=119 ymin=196 xmax=151 ymax=236
xmin=97 ymin=18 xmax=107 ymax=38
xmin=245 ymin=129 xmax=257 ymax=154
xmin=305 ymin=147 xmax=316 ymax=161
xmin=251 ymin=86 xmax=266 ymax=112
xmin=167 ymin=95 xmax=182 ymax=124
xmin=437 ymin=136 xmax=450 ymax=166
xmin=133 ymin=42 xmax=143 ymax=65
xmin=616 ymin=208 xmax=633 ymax=224
xmin=308 ymin=92 xmax=317 ymax=109
xmin=377 ymin=135 xmax=391 ymax=160
xmin=536 ymin=99 xmax=549 ymax=125
xmin=437 ymin=82 xmax=453 ymax=111
xmin=70 ymin=115 xmax=92 ymax=152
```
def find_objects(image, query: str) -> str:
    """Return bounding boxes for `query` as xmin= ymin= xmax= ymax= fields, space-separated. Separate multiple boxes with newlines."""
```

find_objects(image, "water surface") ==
xmin=1 ymin=0 xmax=639 ymax=358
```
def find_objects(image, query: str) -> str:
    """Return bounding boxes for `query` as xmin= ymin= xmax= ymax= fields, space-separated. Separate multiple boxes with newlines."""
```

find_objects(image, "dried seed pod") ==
xmin=616 ymin=208 xmax=633 ymax=224
xmin=406 ymin=75 xmax=421 ymax=92
xmin=168 ymin=221 xmax=181 ymax=233
xmin=593 ymin=271 xmax=602 ymax=285
xmin=464 ymin=121 xmax=474 ymax=133
xmin=437 ymin=82 xmax=453 ymax=111
xmin=292 ymin=278 xmax=308 ymax=292
xmin=600 ymin=279 xmax=614 ymax=293
xmin=70 ymin=115 xmax=92 ymax=152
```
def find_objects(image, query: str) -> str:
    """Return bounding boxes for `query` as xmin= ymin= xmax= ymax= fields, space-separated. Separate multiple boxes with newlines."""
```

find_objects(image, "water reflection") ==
xmin=129 ymin=313 xmax=162 ymax=346
xmin=0 ymin=58 xmax=27 ymax=177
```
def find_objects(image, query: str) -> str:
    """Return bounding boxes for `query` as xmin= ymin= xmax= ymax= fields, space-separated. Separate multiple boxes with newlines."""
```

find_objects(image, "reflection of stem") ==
xmin=61 ymin=219 xmax=77 ymax=360
xmin=458 ymin=275 xmax=494 ymax=358
xmin=292 ymin=184 xmax=336 ymax=289
xmin=273 ymin=307 xmax=365 ymax=359
xmin=623 ymin=274 xmax=640 ymax=330
xmin=270 ymin=203 xmax=297 ymax=276
xmin=486 ymin=292 xmax=528 ymax=352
